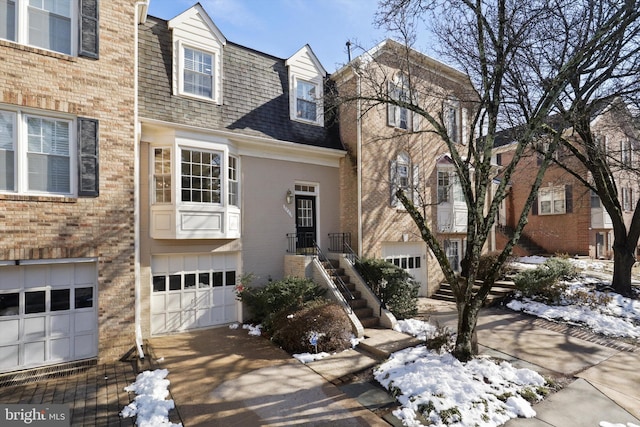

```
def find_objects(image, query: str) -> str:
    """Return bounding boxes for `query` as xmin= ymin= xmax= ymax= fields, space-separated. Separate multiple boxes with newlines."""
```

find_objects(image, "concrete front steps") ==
xmin=323 ymin=260 xmax=380 ymax=328
xmin=432 ymin=280 xmax=516 ymax=306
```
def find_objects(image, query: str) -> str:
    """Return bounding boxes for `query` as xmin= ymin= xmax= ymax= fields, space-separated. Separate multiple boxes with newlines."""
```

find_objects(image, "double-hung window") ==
xmin=388 ymin=75 xmax=410 ymax=130
xmin=437 ymin=171 xmax=450 ymax=203
xmin=538 ymin=186 xmax=566 ymax=215
xmin=621 ymin=139 xmax=632 ymax=167
xmin=182 ymin=47 xmax=214 ymax=99
xmin=444 ymin=239 xmax=461 ymax=272
xmin=444 ymin=98 xmax=461 ymax=143
xmin=228 ymin=155 xmax=238 ymax=207
xmin=0 ymin=0 xmax=99 ymax=57
xmin=296 ymin=80 xmax=317 ymax=122
xmin=0 ymin=108 xmax=99 ymax=196
xmin=622 ymin=187 xmax=633 ymax=211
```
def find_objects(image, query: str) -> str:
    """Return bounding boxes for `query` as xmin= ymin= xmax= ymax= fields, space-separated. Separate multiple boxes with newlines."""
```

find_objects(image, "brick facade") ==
xmin=0 ymin=1 xmax=137 ymax=361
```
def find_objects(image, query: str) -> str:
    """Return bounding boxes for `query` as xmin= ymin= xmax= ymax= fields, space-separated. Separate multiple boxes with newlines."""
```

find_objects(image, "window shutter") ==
xmin=565 ymin=185 xmax=572 ymax=213
xmin=412 ymin=164 xmax=420 ymax=205
xmin=531 ymin=194 xmax=538 ymax=215
xmin=387 ymin=81 xmax=397 ymax=127
xmin=390 ymin=160 xmax=398 ymax=207
xmin=79 ymin=0 xmax=99 ymax=59
xmin=78 ymin=118 xmax=99 ymax=197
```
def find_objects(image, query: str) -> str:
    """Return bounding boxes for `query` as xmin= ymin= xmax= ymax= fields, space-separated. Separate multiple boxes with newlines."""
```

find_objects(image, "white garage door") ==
xmin=0 ymin=260 xmax=98 ymax=373
xmin=151 ymin=253 xmax=239 ymax=335
xmin=382 ymin=242 xmax=428 ymax=297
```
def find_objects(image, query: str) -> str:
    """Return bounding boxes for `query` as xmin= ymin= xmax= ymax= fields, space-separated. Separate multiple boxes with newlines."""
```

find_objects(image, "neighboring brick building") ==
xmin=333 ymin=40 xmax=476 ymax=296
xmin=0 ymin=1 xmax=145 ymax=373
xmin=494 ymin=105 xmax=640 ymax=259
xmin=137 ymin=4 xmax=344 ymax=336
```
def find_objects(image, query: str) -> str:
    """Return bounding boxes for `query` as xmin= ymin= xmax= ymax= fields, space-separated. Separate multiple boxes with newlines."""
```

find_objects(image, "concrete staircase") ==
xmin=497 ymin=225 xmax=547 ymax=256
xmin=432 ymin=279 xmax=517 ymax=306
xmin=322 ymin=260 xmax=380 ymax=328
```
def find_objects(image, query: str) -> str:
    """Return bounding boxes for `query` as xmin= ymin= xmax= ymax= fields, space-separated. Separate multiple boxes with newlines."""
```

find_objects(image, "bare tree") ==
xmin=335 ymin=0 xmax=640 ymax=361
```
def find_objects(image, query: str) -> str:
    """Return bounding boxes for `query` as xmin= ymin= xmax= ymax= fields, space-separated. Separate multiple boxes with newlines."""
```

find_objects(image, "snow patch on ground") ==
xmin=242 ymin=324 xmax=262 ymax=336
xmin=394 ymin=318 xmax=441 ymax=341
xmin=374 ymin=346 xmax=546 ymax=427
xmin=121 ymin=369 xmax=181 ymax=427
xmin=600 ymin=422 xmax=640 ymax=427
xmin=293 ymin=352 xmax=331 ymax=363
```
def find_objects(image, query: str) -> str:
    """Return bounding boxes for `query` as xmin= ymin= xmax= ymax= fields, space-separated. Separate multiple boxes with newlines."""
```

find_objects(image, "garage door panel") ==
xmin=0 ymin=319 xmax=19 ymax=344
xmin=24 ymin=341 xmax=45 ymax=365
xmin=50 ymin=314 xmax=70 ymax=336
xmin=166 ymin=311 xmax=182 ymax=332
xmin=167 ymin=294 xmax=181 ymax=311
xmin=0 ymin=346 xmax=19 ymax=370
xmin=51 ymin=337 xmax=71 ymax=360
xmin=24 ymin=266 xmax=48 ymax=289
xmin=151 ymin=314 xmax=166 ymax=335
xmin=74 ymin=312 xmax=95 ymax=333
xmin=24 ymin=317 xmax=46 ymax=340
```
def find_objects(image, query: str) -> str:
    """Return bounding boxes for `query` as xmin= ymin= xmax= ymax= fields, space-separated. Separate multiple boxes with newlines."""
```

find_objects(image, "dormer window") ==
xmin=182 ymin=47 xmax=214 ymax=99
xmin=169 ymin=4 xmax=226 ymax=104
xmin=296 ymin=80 xmax=318 ymax=122
xmin=286 ymin=45 xmax=326 ymax=126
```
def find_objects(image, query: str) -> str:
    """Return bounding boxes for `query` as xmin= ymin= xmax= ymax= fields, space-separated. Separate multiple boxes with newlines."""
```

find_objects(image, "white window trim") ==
xmin=444 ymin=98 xmax=461 ymax=144
xmin=290 ymin=76 xmax=323 ymax=126
xmin=176 ymin=40 xmax=222 ymax=104
xmin=3 ymin=0 xmax=78 ymax=56
xmin=388 ymin=75 xmax=412 ymax=130
xmin=538 ymin=185 xmax=566 ymax=215
xmin=0 ymin=106 xmax=77 ymax=197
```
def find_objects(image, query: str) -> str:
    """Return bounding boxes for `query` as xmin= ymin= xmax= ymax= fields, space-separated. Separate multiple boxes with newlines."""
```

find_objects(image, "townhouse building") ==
xmin=494 ymin=104 xmax=640 ymax=259
xmin=0 ymin=0 xmax=145 ymax=373
xmin=332 ymin=40 xmax=477 ymax=296
xmin=137 ymin=4 xmax=345 ymax=337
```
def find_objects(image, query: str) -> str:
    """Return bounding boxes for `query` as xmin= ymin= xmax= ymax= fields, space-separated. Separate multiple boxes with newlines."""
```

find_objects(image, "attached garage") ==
xmin=150 ymin=253 xmax=239 ymax=335
xmin=0 ymin=260 xmax=98 ymax=373
xmin=381 ymin=242 xmax=428 ymax=296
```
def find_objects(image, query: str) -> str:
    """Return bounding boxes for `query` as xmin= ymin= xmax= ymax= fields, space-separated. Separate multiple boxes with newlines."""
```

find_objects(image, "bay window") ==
xmin=150 ymin=144 xmax=240 ymax=239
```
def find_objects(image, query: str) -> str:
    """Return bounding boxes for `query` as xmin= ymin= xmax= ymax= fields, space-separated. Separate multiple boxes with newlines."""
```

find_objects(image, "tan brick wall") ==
xmin=0 ymin=1 xmax=137 ymax=361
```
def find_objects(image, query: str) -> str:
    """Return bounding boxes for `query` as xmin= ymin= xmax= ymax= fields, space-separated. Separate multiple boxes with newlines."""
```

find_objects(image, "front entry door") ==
xmin=295 ymin=195 xmax=316 ymax=252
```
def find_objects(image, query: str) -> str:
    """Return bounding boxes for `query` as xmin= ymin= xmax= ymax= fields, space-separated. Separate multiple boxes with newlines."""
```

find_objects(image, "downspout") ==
xmin=133 ymin=0 xmax=149 ymax=360
xmin=355 ymin=70 xmax=363 ymax=258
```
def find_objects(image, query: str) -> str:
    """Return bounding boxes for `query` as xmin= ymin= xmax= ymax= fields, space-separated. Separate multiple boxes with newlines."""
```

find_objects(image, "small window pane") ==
xmin=0 ymin=293 xmax=19 ymax=316
xmin=0 ymin=0 xmax=16 ymax=41
xmin=153 ymin=276 xmax=166 ymax=292
xmin=401 ymin=258 xmax=407 ymax=269
xmin=51 ymin=288 xmax=70 ymax=311
xmin=75 ymin=287 xmax=93 ymax=309
xmin=225 ymin=271 xmax=236 ymax=287
xmin=415 ymin=257 xmax=421 ymax=269
xmin=213 ymin=272 xmax=223 ymax=287
xmin=25 ymin=291 xmax=45 ymax=314
xmin=408 ymin=257 xmax=414 ymax=269
xmin=198 ymin=273 xmax=210 ymax=288
xmin=184 ymin=273 xmax=196 ymax=289
xmin=169 ymin=275 xmax=181 ymax=291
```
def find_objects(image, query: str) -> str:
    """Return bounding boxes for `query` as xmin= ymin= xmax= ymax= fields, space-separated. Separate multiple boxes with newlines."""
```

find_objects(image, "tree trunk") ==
xmin=612 ymin=244 xmax=635 ymax=297
xmin=453 ymin=296 xmax=480 ymax=362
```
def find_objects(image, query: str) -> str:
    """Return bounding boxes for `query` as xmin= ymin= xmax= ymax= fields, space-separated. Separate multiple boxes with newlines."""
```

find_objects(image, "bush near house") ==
xmin=355 ymin=258 xmax=419 ymax=319
xmin=235 ymin=276 xmax=326 ymax=333
xmin=513 ymin=258 xmax=580 ymax=304
xmin=270 ymin=300 xmax=354 ymax=354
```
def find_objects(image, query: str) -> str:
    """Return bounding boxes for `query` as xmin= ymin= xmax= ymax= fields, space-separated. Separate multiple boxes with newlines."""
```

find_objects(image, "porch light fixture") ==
xmin=286 ymin=189 xmax=293 ymax=204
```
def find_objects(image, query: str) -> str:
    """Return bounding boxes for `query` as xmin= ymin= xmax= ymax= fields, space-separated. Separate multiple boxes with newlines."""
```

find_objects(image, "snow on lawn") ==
xmin=507 ymin=282 xmax=640 ymax=339
xmin=380 ymin=319 xmax=547 ymax=426
xmin=374 ymin=346 xmax=546 ymax=427
xmin=121 ymin=369 xmax=182 ymax=427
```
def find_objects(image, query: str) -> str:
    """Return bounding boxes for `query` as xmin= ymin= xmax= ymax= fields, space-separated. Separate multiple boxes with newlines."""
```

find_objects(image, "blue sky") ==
xmin=147 ymin=0 xmax=392 ymax=73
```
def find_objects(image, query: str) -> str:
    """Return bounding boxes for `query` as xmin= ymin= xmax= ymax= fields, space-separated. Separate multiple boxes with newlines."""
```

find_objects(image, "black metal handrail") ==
xmin=328 ymin=232 xmax=351 ymax=253
xmin=286 ymin=232 xmax=318 ymax=255
xmin=341 ymin=240 xmax=387 ymax=315
xmin=313 ymin=241 xmax=354 ymax=305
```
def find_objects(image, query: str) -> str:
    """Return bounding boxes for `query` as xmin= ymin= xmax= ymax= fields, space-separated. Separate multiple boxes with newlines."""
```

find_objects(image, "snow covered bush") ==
xmin=355 ymin=258 xmax=419 ymax=319
xmin=270 ymin=300 xmax=353 ymax=354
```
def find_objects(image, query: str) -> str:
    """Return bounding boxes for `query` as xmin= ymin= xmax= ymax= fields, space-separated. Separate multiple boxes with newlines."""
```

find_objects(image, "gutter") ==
xmin=133 ymin=0 xmax=149 ymax=360
xmin=355 ymin=70 xmax=363 ymax=257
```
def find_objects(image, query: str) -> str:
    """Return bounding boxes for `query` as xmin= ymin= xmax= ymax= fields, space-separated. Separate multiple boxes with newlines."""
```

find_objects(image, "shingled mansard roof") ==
xmin=138 ymin=9 xmax=342 ymax=151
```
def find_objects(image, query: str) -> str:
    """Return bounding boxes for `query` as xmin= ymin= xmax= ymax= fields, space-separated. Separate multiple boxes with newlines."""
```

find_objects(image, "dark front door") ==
xmin=295 ymin=195 xmax=316 ymax=252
